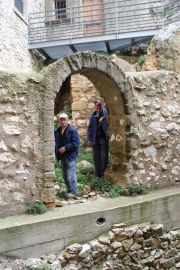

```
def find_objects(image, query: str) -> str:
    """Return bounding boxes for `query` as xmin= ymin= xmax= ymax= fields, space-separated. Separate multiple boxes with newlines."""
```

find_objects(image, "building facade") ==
xmin=0 ymin=0 xmax=44 ymax=73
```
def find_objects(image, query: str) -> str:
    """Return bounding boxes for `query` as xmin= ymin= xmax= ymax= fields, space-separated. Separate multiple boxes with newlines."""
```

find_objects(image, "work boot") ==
xmin=65 ymin=193 xmax=79 ymax=199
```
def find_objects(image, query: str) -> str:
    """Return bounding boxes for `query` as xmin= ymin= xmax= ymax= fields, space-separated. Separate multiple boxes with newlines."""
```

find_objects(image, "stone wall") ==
xmin=143 ymin=24 xmax=180 ymax=73
xmin=0 ymin=49 xmax=179 ymax=216
xmin=55 ymin=74 xmax=101 ymax=139
xmin=71 ymin=74 xmax=100 ymax=138
xmin=43 ymin=52 xmax=180 ymax=190
xmin=0 ymin=72 xmax=44 ymax=216
xmin=1 ymin=223 xmax=179 ymax=269
xmin=0 ymin=0 xmax=44 ymax=73
xmin=125 ymin=70 xmax=180 ymax=188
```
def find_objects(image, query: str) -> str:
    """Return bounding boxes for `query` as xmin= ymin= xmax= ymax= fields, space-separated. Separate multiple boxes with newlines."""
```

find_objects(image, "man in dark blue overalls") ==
xmin=87 ymin=100 xmax=109 ymax=178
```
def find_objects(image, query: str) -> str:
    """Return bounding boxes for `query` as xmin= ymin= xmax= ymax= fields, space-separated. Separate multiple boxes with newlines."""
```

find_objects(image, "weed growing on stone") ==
xmin=26 ymin=201 xmax=46 ymax=215
xmin=125 ymin=183 xmax=149 ymax=195
xmin=90 ymin=177 xmax=124 ymax=197
xmin=55 ymin=148 xmax=149 ymax=199
xmin=138 ymin=55 xmax=145 ymax=66
xmin=37 ymin=262 xmax=53 ymax=270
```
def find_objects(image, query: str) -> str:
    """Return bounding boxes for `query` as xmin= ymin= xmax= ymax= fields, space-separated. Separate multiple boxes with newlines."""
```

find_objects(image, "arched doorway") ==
xmin=39 ymin=52 xmax=134 ymax=203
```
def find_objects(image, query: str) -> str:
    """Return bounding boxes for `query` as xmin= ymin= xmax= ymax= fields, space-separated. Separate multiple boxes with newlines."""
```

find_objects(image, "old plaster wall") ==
xmin=0 ymin=0 xmax=44 ymax=73
xmin=0 ymin=72 xmax=44 ymax=217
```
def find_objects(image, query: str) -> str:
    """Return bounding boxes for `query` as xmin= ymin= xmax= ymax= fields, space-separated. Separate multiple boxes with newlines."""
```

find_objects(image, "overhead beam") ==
xmin=37 ymin=49 xmax=51 ymax=60
xmin=111 ymin=37 xmax=152 ymax=53
xmin=105 ymin=41 xmax=111 ymax=54
xmin=69 ymin=44 xmax=77 ymax=53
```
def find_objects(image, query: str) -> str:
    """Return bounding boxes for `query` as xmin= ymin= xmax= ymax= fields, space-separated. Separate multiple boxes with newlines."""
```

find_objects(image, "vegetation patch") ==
xmin=55 ymin=148 xmax=149 ymax=200
xmin=37 ymin=262 xmax=53 ymax=270
xmin=138 ymin=55 xmax=145 ymax=66
xmin=26 ymin=201 xmax=46 ymax=215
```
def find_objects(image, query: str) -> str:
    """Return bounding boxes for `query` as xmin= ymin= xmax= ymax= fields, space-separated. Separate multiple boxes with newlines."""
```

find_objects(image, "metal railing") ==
xmin=28 ymin=0 xmax=180 ymax=45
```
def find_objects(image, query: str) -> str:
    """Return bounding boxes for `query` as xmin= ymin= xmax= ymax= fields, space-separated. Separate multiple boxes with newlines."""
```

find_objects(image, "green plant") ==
xmin=123 ymin=184 xmax=149 ymax=196
xmin=37 ymin=262 xmax=53 ymax=270
xmin=79 ymin=166 xmax=94 ymax=175
xmin=54 ymin=148 xmax=150 ymax=199
xmin=90 ymin=177 xmax=123 ymax=197
xmin=64 ymin=103 xmax=72 ymax=119
xmin=138 ymin=55 xmax=145 ymax=66
xmin=55 ymin=161 xmax=64 ymax=184
xmin=78 ymin=173 xmax=91 ymax=184
xmin=26 ymin=201 xmax=46 ymax=215
xmin=77 ymin=148 xmax=93 ymax=163
xmin=56 ymin=191 xmax=67 ymax=199
xmin=108 ymin=185 xmax=124 ymax=198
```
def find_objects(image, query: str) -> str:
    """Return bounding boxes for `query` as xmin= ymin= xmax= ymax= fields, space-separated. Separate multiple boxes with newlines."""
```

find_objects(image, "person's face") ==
xmin=59 ymin=117 xmax=68 ymax=128
xmin=95 ymin=103 xmax=102 ymax=111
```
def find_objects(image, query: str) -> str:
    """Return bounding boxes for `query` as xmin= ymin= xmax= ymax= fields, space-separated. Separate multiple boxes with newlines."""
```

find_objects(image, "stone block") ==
xmin=72 ymin=102 xmax=88 ymax=111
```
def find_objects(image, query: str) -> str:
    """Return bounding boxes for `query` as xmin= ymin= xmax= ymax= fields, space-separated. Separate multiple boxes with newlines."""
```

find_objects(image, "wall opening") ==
xmin=41 ymin=52 xmax=134 ymax=204
xmin=53 ymin=69 xmax=129 ymax=187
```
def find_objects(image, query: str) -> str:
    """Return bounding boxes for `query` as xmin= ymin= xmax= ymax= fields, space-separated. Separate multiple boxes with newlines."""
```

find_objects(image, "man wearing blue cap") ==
xmin=54 ymin=113 xmax=80 ymax=198
xmin=87 ymin=100 xmax=109 ymax=178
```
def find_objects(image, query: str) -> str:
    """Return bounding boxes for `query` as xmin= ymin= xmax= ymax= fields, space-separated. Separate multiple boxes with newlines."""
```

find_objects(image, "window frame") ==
xmin=14 ymin=0 xmax=24 ymax=15
xmin=54 ymin=0 xmax=67 ymax=20
xmin=13 ymin=0 xmax=28 ymax=23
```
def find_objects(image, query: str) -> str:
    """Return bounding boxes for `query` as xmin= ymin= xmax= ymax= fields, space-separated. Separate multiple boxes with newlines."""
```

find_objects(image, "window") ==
xmin=54 ymin=0 xmax=66 ymax=19
xmin=14 ymin=0 xmax=24 ymax=14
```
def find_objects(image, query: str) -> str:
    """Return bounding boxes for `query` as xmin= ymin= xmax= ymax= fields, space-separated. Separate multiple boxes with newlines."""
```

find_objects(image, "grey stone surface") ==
xmin=0 ymin=223 xmax=179 ymax=270
xmin=143 ymin=24 xmax=180 ymax=72
xmin=0 ymin=187 xmax=179 ymax=259
xmin=0 ymin=39 xmax=180 ymax=216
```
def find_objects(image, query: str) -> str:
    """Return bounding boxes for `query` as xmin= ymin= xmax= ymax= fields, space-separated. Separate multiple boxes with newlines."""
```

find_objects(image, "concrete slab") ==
xmin=0 ymin=186 xmax=180 ymax=259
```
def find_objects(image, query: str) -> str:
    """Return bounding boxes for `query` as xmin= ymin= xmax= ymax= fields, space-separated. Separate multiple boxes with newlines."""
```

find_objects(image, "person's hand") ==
xmin=58 ymin=147 xmax=66 ymax=153
xmin=99 ymin=117 xmax=104 ymax=123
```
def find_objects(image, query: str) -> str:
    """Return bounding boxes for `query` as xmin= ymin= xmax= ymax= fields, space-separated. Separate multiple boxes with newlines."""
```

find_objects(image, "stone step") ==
xmin=0 ymin=186 xmax=180 ymax=259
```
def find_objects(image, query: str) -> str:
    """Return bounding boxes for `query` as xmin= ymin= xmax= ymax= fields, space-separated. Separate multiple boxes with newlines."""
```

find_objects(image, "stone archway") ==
xmin=55 ymin=74 xmax=100 ymax=138
xmin=40 ymin=52 xmax=134 ymax=203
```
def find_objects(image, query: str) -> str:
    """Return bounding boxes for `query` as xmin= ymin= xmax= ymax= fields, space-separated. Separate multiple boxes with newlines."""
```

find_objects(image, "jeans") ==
xmin=60 ymin=159 xmax=78 ymax=195
xmin=93 ymin=141 xmax=109 ymax=177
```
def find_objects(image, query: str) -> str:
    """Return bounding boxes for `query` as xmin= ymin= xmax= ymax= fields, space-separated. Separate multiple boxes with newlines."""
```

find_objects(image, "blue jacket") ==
xmin=54 ymin=124 xmax=80 ymax=161
xmin=87 ymin=108 xmax=108 ymax=145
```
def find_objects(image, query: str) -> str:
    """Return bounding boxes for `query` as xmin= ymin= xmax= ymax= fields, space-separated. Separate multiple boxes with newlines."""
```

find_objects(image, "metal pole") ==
xmin=70 ymin=6 xmax=73 ymax=42
xmin=162 ymin=0 xmax=165 ymax=27
xmin=115 ymin=0 xmax=118 ymax=36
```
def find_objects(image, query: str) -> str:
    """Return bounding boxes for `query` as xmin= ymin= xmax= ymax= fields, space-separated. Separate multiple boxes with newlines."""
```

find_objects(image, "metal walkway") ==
xmin=28 ymin=0 xmax=180 ymax=59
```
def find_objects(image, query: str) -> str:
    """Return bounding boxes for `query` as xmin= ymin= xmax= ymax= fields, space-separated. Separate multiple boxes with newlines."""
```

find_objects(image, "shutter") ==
xmin=14 ymin=0 xmax=24 ymax=14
